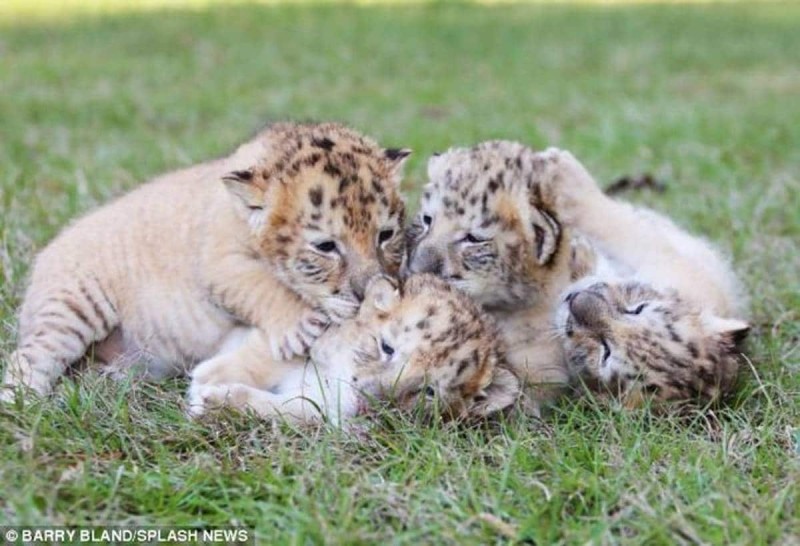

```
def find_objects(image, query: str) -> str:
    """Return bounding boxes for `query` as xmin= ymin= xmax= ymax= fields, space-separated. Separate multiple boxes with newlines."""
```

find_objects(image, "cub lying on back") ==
xmin=188 ymin=274 xmax=520 ymax=425
xmin=546 ymin=150 xmax=749 ymax=406
xmin=2 ymin=122 xmax=409 ymax=400
xmin=406 ymin=141 xmax=573 ymax=408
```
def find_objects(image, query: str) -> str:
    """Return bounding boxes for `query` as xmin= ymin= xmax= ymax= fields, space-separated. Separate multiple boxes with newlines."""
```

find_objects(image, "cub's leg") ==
xmin=2 ymin=280 xmax=118 ymax=400
xmin=187 ymin=328 xmax=336 ymax=423
xmin=546 ymin=149 xmax=667 ymax=262
xmin=187 ymin=383 xmax=327 ymax=425
xmin=189 ymin=328 xmax=299 ymax=389
xmin=205 ymin=256 xmax=330 ymax=360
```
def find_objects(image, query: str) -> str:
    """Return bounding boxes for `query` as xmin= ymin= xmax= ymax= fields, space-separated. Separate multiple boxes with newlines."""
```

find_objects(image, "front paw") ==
xmin=270 ymin=307 xmax=330 ymax=360
xmin=540 ymin=148 xmax=603 ymax=212
xmin=323 ymin=297 xmax=360 ymax=325
xmin=186 ymin=383 xmax=227 ymax=417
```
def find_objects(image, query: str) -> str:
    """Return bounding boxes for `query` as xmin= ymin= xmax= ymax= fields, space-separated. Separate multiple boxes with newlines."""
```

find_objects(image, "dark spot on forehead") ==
xmin=309 ymin=186 xmax=323 ymax=207
xmin=324 ymin=162 xmax=342 ymax=178
xmin=416 ymin=319 xmax=430 ymax=330
xmin=311 ymin=136 xmax=335 ymax=150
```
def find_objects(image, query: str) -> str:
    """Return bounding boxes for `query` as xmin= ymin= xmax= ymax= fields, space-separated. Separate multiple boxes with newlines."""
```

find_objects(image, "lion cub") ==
xmin=3 ymin=122 xmax=409 ymax=400
xmin=406 ymin=141 xmax=574 ymax=407
xmin=546 ymin=150 xmax=750 ymax=406
xmin=188 ymin=274 xmax=520 ymax=425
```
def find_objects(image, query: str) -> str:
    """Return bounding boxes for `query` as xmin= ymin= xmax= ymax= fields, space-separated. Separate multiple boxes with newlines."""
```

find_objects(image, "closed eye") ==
xmin=464 ymin=233 xmax=489 ymax=244
xmin=624 ymin=303 xmax=648 ymax=315
xmin=600 ymin=338 xmax=611 ymax=362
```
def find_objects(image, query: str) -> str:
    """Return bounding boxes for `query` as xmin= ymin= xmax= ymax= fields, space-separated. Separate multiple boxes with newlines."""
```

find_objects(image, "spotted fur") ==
xmin=548 ymin=149 xmax=750 ymax=406
xmin=407 ymin=142 xmax=573 ymax=399
xmin=188 ymin=274 xmax=520 ymax=424
xmin=2 ymin=122 xmax=409 ymax=400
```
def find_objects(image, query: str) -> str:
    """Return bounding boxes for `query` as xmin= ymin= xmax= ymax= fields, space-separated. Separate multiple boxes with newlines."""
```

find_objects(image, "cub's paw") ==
xmin=186 ymin=383 xmax=233 ymax=418
xmin=547 ymin=148 xmax=602 ymax=193
xmin=1 ymin=352 xmax=47 ymax=403
xmin=323 ymin=297 xmax=361 ymax=325
xmin=270 ymin=307 xmax=330 ymax=361
xmin=536 ymin=148 xmax=603 ymax=217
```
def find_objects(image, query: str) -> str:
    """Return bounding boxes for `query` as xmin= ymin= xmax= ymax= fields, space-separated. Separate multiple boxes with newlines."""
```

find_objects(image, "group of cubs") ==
xmin=1 ymin=122 xmax=750 ymax=425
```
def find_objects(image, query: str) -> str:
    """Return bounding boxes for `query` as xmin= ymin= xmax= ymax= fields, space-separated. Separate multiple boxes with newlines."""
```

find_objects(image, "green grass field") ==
xmin=1 ymin=1 xmax=798 ymax=543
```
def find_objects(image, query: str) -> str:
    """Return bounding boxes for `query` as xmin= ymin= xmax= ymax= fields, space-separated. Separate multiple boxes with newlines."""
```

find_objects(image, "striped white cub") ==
xmin=547 ymin=149 xmax=750 ymax=406
xmin=188 ymin=274 xmax=520 ymax=425
xmin=2 ymin=122 xmax=409 ymax=401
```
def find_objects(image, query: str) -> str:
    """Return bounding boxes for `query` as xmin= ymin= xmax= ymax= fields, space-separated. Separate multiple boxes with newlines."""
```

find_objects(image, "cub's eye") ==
xmin=424 ymin=385 xmax=436 ymax=398
xmin=313 ymin=240 xmax=338 ymax=253
xmin=465 ymin=233 xmax=486 ymax=244
xmin=380 ymin=339 xmax=395 ymax=357
xmin=625 ymin=303 xmax=648 ymax=315
xmin=422 ymin=215 xmax=432 ymax=226
xmin=378 ymin=229 xmax=394 ymax=244
xmin=600 ymin=338 xmax=611 ymax=362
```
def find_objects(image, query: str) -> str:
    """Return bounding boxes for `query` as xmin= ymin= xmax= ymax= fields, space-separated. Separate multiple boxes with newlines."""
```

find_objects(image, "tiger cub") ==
xmin=188 ymin=274 xmax=520 ymax=425
xmin=2 ymin=122 xmax=409 ymax=401
xmin=406 ymin=141 xmax=574 ymax=410
xmin=547 ymin=149 xmax=750 ymax=406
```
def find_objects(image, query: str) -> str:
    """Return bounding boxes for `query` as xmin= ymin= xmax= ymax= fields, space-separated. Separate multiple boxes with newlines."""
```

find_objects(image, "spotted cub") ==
xmin=188 ymin=274 xmax=520 ymax=425
xmin=3 ymin=122 xmax=408 ymax=400
xmin=407 ymin=141 xmax=573 ymax=406
xmin=548 ymin=149 xmax=749 ymax=406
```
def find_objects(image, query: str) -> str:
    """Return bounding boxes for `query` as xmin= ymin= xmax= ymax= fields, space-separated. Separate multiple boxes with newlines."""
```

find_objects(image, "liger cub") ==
xmin=2 ymin=122 xmax=409 ymax=400
xmin=406 ymin=141 xmax=574 ymax=410
xmin=546 ymin=149 xmax=750 ymax=406
xmin=188 ymin=274 xmax=520 ymax=425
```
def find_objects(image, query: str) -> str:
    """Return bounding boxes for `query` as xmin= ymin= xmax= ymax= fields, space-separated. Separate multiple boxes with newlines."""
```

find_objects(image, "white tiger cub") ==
xmin=546 ymin=149 xmax=750 ymax=406
xmin=188 ymin=274 xmax=520 ymax=425
xmin=2 ymin=122 xmax=409 ymax=401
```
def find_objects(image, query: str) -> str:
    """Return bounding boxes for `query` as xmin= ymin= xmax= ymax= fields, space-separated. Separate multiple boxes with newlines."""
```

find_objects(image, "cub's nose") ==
xmin=349 ymin=274 xmax=367 ymax=302
xmin=567 ymin=290 xmax=608 ymax=331
xmin=409 ymin=246 xmax=443 ymax=276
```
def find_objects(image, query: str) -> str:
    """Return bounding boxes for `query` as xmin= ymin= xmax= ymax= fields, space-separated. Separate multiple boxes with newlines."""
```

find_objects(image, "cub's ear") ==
xmin=222 ymin=168 xmax=266 ymax=210
xmin=426 ymin=151 xmax=449 ymax=182
xmin=704 ymin=315 xmax=750 ymax=350
xmin=473 ymin=366 xmax=520 ymax=416
xmin=384 ymin=148 xmax=412 ymax=177
xmin=365 ymin=275 xmax=401 ymax=313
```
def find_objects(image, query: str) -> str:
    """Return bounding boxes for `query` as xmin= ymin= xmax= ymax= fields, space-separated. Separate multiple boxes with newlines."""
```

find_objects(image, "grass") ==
xmin=1 ymin=1 xmax=798 ymax=543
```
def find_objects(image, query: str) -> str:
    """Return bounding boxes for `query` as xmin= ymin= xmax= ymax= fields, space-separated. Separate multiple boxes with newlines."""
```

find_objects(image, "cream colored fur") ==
xmin=551 ymin=149 xmax=746 ymax=318
xmin=2 ymin=122 xmax=408 ymax=401
xmin=548 ymin=149 xmax=749 ymax=404
xmin=188 ymin=274 xmax=520 ymax=425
